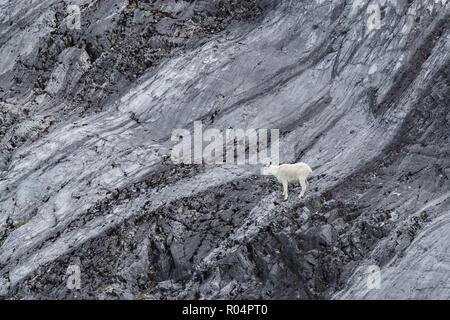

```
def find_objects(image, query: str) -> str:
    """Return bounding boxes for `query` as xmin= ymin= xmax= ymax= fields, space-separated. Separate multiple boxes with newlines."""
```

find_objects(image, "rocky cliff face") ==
xmin=0 ymin=0 xmax=448 ymax=299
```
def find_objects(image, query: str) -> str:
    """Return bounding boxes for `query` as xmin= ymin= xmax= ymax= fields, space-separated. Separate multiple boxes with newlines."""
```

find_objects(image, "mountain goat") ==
xmin=261 ymin=162 xmax=312 ymax=200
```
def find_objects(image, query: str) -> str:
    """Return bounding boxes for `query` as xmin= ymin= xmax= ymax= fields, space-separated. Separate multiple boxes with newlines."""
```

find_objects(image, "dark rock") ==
xmin=0 ymin=0 xmax=448 ymax=300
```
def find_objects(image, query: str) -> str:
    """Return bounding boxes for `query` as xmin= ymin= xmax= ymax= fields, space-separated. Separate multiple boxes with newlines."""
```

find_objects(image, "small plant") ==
xmin=133 ymin=292 xmax=150 ymax=300
xmin=14 ymin=221 xmax=27 ymax=229
xmin=141 ymin=268 xmax=155 ymax=276
xmin=417 ymin=214 xmax=428 ymax=221
xmin=152 ymin=9 xmax=174 ymax=19
xmin=98 ymin=284 xmax=111 ymax=292
xmin=313 ymin=203 xmax=322 ymax=213
xmin=127 ymin=1 xmax=137 ymax=9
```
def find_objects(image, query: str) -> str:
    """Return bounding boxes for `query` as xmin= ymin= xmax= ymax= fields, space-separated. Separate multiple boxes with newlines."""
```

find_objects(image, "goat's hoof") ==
xmin=298 ymin=194 xmax=303 ymax=199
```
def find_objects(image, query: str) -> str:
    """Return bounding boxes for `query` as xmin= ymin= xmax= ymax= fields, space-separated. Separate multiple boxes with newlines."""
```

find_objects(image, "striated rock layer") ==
xmin=0 ymin=0 xmax=448 ymax=299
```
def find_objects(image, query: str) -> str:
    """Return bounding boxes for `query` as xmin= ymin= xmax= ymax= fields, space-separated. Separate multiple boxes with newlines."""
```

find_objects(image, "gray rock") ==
xmin=0 ymin=0 xmax=448 ymax=300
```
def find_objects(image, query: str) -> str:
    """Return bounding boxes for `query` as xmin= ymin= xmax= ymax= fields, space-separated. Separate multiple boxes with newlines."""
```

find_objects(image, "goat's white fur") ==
xmin=261 ymin=162 xmax=312 ymax=200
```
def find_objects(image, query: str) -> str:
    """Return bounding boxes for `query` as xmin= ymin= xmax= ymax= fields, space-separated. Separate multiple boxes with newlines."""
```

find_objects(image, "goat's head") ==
xmin=261 ymin=161 xmax=273 ymax=176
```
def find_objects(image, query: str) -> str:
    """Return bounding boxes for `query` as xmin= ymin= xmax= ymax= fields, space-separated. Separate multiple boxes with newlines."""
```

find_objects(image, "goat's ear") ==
xmin=266 ymin=161 xmax=271 ymax=167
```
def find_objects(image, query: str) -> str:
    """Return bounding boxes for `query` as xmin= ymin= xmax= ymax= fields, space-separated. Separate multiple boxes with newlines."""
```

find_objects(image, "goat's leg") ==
xmin=299 ymin=176 xmax=307 ymax=198
xmin=282 ymin=181 xmax=288 ymax=200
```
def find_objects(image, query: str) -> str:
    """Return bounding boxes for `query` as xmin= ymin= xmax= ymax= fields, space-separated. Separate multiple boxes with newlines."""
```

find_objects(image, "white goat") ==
xmin=261 ymin=162 xmax=312 ymax=200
